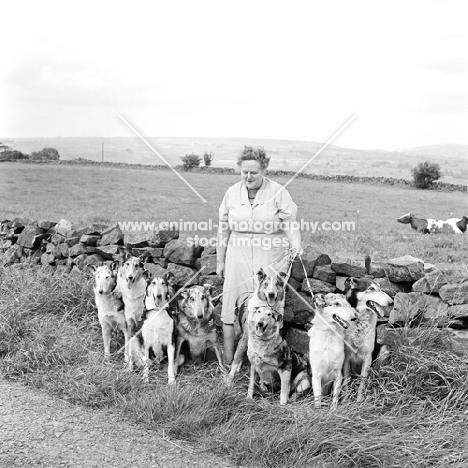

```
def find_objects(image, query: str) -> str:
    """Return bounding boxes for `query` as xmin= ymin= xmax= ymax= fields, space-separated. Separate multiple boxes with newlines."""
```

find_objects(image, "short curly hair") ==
xmin=237 ymin=146 xmax=270 ymax=170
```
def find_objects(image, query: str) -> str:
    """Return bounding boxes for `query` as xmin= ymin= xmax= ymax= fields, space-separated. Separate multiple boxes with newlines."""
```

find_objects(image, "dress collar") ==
xmin=241 ymin=178 xmax=267 ymax=206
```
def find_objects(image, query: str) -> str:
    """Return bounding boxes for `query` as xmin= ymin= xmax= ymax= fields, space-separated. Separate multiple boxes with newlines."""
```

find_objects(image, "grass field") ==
xmin=1 ymin=161 xmax=468 ymax=466
xmin=1 ymin=161 xmax=467 ymax=263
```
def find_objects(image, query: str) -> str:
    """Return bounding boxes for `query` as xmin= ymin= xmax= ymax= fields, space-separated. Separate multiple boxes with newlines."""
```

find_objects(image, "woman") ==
xmin=217 ymin=146 xmax=302 ymax=364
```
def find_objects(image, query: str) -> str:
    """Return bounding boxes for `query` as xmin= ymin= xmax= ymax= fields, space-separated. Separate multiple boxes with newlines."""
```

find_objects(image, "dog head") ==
xmin=91 ymin=265 xmax=117 ymax=295
xmin=311 ymin=293 xmax=356 ymax=330
xmin=119 ymin=254 xmax=147 ymax=285
xmin=344 ymin=277 xmax=393 ymax=317
xmin=256 ymin=268 xmax=286 ymax=307
xmin=179 ymin=284 xmax=213 ymax=321
xmin=145 ymin=272 xmax=176 ymax=310
xmin=249 ymin=306 xmax=281 ymax=339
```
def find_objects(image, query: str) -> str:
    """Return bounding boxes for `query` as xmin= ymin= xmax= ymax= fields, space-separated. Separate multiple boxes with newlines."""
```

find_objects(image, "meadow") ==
xmin=1 ymin=161 xmax=468 ymax=467
xmin=1 ymin=161 xmax=467 ymax=263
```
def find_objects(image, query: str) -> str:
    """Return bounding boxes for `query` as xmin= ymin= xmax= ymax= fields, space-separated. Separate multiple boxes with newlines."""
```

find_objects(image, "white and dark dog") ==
xmin=228 ymin=269 xmax=287 ymax=382
xmin=343 ymin=277 xmax=393 ymax=401
xmin=91 ymin=264 xmax=130 ymax=362
xmin=129 ymin=272 xmax=179 ymax=384
xmin=175 ymin=284 xmax=225 ymax=371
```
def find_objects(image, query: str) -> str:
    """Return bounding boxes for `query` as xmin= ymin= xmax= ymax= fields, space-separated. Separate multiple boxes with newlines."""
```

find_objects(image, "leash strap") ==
xmin=298 ymin=253 xmax=315 ymax=298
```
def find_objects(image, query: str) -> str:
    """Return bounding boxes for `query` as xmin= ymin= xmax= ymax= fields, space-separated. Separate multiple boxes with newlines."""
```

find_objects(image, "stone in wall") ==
xmin=283 ymin=290 xmax=314 ymax=325
xmin=439 ymin=283 xmax=468 ymax=305
xmin=285 ymin=325 xmax=309 ymax=355
xmin=163 ymin=240 xmax=203 ymax=267
xmin=166 ymin=263 xmax=199 ymax=287
xmin=99 ymin=225 xmax=124 ymax=246
xmin=385 ymin=255 xmax=424 ymax=282
xmin=301 ymin=278 xmax=335 ymax=295
xmin=389 ymin=292 xmax=449 ymax=324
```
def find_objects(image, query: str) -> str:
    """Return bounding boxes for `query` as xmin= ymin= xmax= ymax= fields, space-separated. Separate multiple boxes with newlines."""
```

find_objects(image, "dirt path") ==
xmin=0 ymin=379 xmax=249 ymax=468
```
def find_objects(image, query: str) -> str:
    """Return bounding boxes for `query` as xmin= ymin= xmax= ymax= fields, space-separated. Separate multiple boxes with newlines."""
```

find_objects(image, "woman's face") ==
xmin=240 ymin=160 xmax=264 ymax=190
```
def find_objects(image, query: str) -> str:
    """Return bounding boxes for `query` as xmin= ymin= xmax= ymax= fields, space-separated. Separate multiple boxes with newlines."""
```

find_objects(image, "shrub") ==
xmin=0 ymin=150 xmax=28 ymax=161
xmin=181 ymin=153 xmax=201 ymax=170
xmin=203 ymin=152 xmax=213 ymax=167
xmin=30 ymin=147 xmax=60 ymax=161
xmin=412 ymin=161 xmax=441 ymax=189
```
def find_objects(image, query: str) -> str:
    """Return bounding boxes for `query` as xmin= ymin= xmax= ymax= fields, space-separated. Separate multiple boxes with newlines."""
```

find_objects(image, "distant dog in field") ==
xmin=343 ymin=277 xmax=393 ymax=401
xmin=116 ymin=254 xmax=148 ymax=341
xmin=228 ymin=269 xmax=287 ymax=382
xmin=91 ymin=264 xmax=130 ymax=362
xmin=175 ymin=284 xmax=225 ymax=371
xmin=308 ymin=293 xmax=356 ymax=409
xmin=128 ymin=272 xmax=180 ymax=384
xmin=247 ymin=306 xmax=309 ymax=405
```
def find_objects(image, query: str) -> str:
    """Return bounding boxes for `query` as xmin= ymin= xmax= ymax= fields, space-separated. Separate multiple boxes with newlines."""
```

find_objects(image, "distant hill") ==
xmin=6 ymin=137 xmax=468 ymax=185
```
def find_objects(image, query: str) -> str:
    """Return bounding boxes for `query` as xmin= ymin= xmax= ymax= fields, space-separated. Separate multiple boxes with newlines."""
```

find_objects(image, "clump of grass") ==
xmin=1 ymin=266 xmax=468 ymax=467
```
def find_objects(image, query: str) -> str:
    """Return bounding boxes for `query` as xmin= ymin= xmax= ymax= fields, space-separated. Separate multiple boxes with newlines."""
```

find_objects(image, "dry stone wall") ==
xmin=2 ymin=218 xmax=468 ymax=354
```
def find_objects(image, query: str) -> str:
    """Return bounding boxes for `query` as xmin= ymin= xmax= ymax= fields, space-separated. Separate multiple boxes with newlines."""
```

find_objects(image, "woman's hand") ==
xmin=216 ymin=262 xmax=226 ymax=278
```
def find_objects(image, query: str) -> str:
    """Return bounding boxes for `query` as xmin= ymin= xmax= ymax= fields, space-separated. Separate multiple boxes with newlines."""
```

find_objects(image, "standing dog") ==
xmin=175 ymin=284 xmax=225 ymax=371
xmin=343 ymin=277 xmax=393 ymax=401
xmin=308 ymin=293 xmax=356 ymax=409
xmin=116 ymin=254 xmax=147 ymax=340
xmin=247 ymin=306 xmax=309 ymax=405
xmin=91 ymin=265 xmax=130 ymax=362
xmin=129 ymin=272 xmax=178 ymax=384
xmin=228 ymin=269 xmax=287 ymax=382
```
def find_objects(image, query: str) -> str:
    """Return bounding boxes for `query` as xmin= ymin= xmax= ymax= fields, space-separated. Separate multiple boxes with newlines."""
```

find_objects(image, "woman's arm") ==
xmin=216 ymin=222 xmax=231 ymax=277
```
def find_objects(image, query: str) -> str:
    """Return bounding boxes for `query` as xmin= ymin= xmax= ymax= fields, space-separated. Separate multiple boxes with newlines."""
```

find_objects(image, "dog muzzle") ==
xmin=333 ymin=314 xmax=349 ymax=329
xmin=366 ymin=300 xmax=385 ymax=317
xmin=255 ymin=321 xmax=266 ymax=336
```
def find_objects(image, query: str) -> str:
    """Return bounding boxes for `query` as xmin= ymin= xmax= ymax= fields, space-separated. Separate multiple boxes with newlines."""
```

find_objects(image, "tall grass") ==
xmin=1 ymin=265 xmax=468 ymax=467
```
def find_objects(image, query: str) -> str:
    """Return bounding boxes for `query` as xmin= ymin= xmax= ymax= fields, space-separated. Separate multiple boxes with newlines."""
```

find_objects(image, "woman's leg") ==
xmin=223 ymin=323 xmax=235 ymax=364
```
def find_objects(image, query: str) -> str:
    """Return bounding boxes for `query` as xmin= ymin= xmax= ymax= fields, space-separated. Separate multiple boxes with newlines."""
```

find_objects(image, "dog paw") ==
xmin=168 ymin=378 xmax=176 ymax=385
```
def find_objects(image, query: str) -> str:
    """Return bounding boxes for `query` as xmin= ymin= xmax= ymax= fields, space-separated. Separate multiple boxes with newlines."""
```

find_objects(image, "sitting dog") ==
xmin=129 ymin=272 xmax=179 ymax=384
xmin=116 ymin=254 xmax=148 ymax=343
xmin=91 ymin=264 xmax=130 ymax=362
xmin=228 ymin=269 xmax=287 ymax=382
xmin=174 ymin=284 xmax=225 ymax=371
xmin=246 ymin=306 xmax=309 ymax=405
xmin=343 ymin=277 xmax=393 ymax=401
xmin=308 ymin=293 xmax=356 ymax=409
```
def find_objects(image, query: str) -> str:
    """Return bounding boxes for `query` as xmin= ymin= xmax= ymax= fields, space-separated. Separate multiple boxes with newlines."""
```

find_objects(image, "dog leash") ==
xmin=297 ymin=252 xmax=315 ymax=298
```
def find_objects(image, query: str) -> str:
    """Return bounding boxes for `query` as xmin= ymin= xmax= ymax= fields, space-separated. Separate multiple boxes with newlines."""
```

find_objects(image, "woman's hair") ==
xmin=237 ymin=146 xmax=270 ymax=170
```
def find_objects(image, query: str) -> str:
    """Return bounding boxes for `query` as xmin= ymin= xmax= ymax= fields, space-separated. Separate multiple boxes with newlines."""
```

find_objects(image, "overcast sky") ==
xmin=1 ymin=0 xmax=466 ymax=150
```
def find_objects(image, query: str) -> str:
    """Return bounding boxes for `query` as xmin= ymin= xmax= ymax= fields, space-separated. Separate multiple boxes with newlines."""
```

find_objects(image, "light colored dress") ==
xmin=219 ymin=177 xmax=298 ymax=324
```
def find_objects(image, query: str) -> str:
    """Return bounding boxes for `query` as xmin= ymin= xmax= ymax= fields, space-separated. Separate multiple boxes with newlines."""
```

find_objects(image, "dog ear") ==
xmin=88 ymin=265 xmax=98 ymax=274
xmin=312 ymin=293 xmax=326 ymax=309
xmin=276 ymin=271 xmax=288 ymax=285
xmin=110 ymin=261 xmax=119 ymax=273
xmin=202 ymin=283 xmax=213 ymax=296
xmin=349 ymin=277 xmax=358 ymax=288
xmin=139 ymin=252 xmax=151 ymax=264
xmin=256 ymin=268 xmax=267 ymax=284
xmin=180 ymin=289 xmax=189 ymax=300
xmin=163 ymin=271 xmax=176 ymax=287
